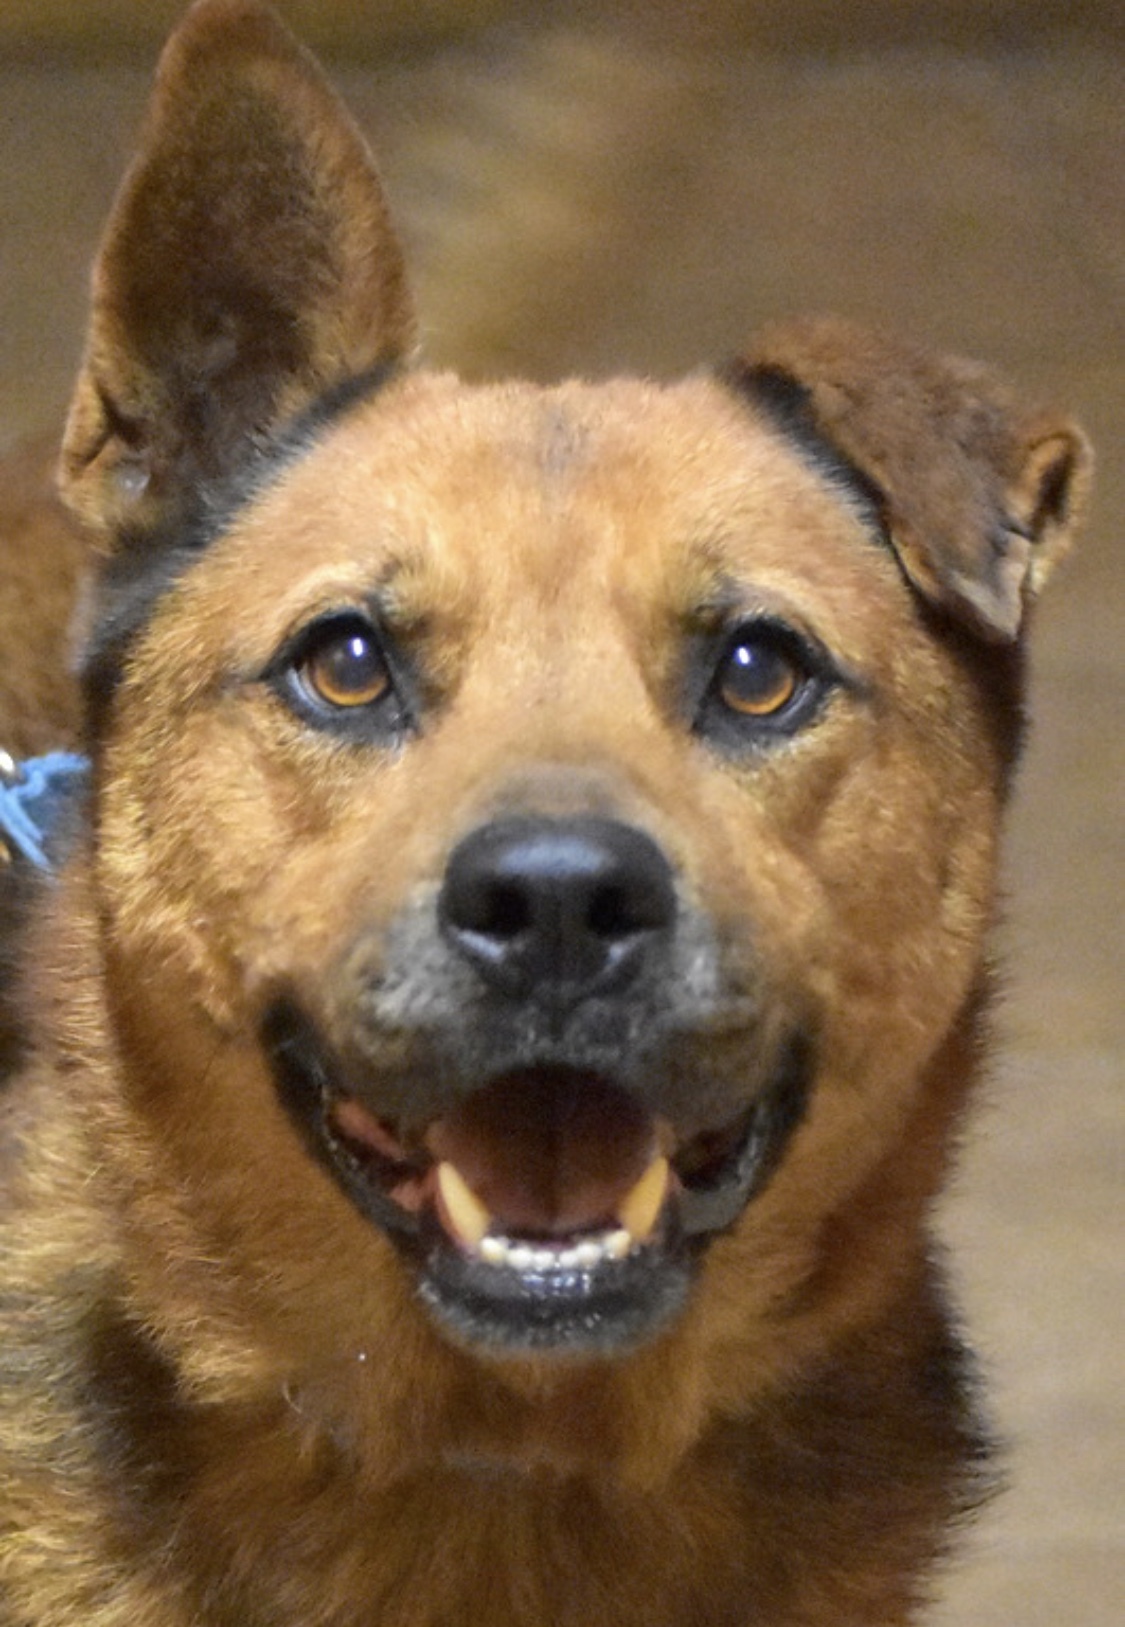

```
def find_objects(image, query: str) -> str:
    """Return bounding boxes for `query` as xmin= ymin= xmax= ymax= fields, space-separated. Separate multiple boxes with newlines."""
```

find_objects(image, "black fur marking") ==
xmin=712 ymin=1270 xmax=997 ymax=1583
xmin=721 ymin=360 xmax=888 ymax=541
xmin=916 ymin=595 xmax=1027 ymax=784
xmin=81 ymin=358 xmax=400 ymax=736
xmin=78 ymin=1298 xmax=196 ymax=1530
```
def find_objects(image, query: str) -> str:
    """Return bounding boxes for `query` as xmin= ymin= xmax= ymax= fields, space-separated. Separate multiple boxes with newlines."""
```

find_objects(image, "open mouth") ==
xmin=266 ymin=1006 xmax=810 ymax=1355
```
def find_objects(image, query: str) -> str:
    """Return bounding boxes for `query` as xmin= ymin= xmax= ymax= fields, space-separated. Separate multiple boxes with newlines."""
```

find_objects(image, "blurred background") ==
xmin=0 ymin=2 xmax=1121 ymax=1621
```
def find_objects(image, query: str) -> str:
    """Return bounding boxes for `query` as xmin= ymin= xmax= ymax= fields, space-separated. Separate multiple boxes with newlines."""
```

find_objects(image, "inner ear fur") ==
xmin=60 ymin=0 xmax=415 ymax=543
xmin=737 ymin=316 xmax=1092 ymax=642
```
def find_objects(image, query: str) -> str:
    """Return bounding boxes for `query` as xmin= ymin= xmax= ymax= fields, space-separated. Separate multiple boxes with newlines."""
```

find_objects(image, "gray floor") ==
xmin=0 ymin=18 xmax=1121 ymax=1623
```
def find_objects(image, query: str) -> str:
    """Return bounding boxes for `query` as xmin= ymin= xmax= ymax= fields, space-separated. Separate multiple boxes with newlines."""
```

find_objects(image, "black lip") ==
xmin=265 ymin=1001 xmax=422 ymax=1243
xmin=678 ymin=1033 xmax=811 ymax=1238
xmin=415 ymin=1215 xmax=694 ymax=1356
xmin=263 ymin=1001 xmax=812 ymax=1354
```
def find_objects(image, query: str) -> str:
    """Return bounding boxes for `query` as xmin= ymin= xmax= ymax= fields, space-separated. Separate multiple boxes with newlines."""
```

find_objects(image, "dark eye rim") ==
xmin=266 ymin=610 xmax=416 ymax=741
xmin=693 ymin=616 xmax=838 ymax=746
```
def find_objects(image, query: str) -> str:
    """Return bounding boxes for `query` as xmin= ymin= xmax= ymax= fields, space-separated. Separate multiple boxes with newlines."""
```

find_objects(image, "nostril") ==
xmin=587 ymin=881 xmax=648 ymax=940
xmin=472 ymin=881 xmax=532 ymax=942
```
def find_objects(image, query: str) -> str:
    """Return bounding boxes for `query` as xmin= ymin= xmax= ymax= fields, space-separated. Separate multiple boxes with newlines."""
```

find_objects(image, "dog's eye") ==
xmin=717 ymin=635 xmax=800 ymax=718
xmin=272 ymin=613 xmax=413 ymax=742
xmin=298 ymin=619 xmax=391 ymax=710
xmin=695 ymin=620 xmax=832 ymax=748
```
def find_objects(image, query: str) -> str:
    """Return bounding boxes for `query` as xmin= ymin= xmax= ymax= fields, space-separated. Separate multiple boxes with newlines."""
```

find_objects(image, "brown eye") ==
xmin=299 ymin=619 xmax=391 ymax=710
xmin=718 ymin=635 xmax=800 ymax=718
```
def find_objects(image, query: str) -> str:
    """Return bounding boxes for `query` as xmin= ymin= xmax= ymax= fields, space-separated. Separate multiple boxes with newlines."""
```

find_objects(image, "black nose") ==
xmin=438 ymin=816 xmax=676 ymax=1002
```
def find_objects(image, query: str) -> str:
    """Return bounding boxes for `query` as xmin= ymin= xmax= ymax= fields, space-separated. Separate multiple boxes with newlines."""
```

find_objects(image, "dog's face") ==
xmin=60 ymin=2 xmax=1088 ymax=1384
xmin=84 ymin=371 xmax=1051 ymax=1362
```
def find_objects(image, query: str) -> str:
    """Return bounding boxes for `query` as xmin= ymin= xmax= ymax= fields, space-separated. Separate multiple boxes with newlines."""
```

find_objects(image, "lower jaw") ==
xmin=412 ymin=1219 xmax=696 ymax=1357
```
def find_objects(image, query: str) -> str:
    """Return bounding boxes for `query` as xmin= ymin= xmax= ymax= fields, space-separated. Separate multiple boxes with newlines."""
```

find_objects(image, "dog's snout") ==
xmin=439 ymin=816 xmax=676 ymax=1001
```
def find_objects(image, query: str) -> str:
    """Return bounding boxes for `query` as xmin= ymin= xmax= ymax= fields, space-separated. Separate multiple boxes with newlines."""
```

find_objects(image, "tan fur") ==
xmin=0 ymin=4 xmax=1090 ymax=1624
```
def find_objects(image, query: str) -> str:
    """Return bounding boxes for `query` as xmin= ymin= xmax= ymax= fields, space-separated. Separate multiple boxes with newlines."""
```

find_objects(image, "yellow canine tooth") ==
xmin=436 ymin=1161 xmax=492 ymax=1250
xmin=616 ymin=1155 xmax=670 ymax=1244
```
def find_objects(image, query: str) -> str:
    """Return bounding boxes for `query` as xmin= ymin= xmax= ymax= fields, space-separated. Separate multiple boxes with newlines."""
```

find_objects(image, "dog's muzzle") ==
xmin=266 ymin=816 xmax=812 ymax=1357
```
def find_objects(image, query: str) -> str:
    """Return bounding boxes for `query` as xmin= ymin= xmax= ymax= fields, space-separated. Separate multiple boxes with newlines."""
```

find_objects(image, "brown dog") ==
xmin=0 ymin=3 xmax=1091 ymax=1623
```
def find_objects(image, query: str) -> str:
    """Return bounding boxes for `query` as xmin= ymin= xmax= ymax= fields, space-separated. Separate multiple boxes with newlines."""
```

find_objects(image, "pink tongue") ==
xmin=425 ymin=1070 xmax=655 ymax=1237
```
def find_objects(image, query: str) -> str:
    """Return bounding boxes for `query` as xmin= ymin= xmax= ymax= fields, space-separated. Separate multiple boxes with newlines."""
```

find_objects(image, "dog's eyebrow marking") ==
xmin=684 ymin=571 xmax=800 ymax=630
xmin=81 ymin=359 xmax=401 ymax=732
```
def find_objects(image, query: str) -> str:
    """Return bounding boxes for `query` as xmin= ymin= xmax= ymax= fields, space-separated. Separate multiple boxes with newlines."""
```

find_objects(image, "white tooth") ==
xmin=531 ymin=1249 xmax=557 ymax=1272
xmin=603 ymin=1228 xmax=632 ymax=1260
xmin=507 ymin=1244 xmax=536 ymax=1272
xmin=573 ymin=1240 xmax=604 ymax=1269
xmin=558 ymin=1247 xmax=584 ymax=1270
xmin=479 ymin=1236 xmax=508 ymax=1266
xmin=436 ymin=1162 xmax=492 ymax=1249
xmin=616 ymin=1155 xmax=670 ymax=1244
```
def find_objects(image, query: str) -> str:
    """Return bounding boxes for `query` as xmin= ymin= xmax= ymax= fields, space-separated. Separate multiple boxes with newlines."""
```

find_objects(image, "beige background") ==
xmin=1 ymin=2 xmax=1121 ymax=1622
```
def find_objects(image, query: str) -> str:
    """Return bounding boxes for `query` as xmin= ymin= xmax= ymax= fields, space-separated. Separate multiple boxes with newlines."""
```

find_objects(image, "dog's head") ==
xmin=57 ymin=1 xmax=1088 ymax=1389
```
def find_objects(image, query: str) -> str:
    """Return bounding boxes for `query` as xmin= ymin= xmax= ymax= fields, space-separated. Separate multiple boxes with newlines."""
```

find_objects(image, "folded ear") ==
xmin=60 ymin=0 xmax=415 ymax=543
xmin=733 ymin=316 xmax=1091 ymax=642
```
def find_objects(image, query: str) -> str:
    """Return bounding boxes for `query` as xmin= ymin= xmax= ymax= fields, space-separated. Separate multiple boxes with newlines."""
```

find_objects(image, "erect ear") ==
xmin=733 ymin=316 xmax=1092 ymax=642
xmin=60 ymin=0 xmax=415 ymax=544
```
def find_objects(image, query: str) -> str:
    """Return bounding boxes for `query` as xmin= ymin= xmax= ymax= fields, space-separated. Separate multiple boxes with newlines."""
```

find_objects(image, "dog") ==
xmin=0 ymin=2 xmax=1091 ymax=1622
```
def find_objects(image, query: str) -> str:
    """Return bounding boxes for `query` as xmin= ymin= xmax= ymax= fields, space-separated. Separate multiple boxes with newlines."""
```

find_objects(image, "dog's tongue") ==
xmin=425 ymin=1069 xmax=657 ymax=1238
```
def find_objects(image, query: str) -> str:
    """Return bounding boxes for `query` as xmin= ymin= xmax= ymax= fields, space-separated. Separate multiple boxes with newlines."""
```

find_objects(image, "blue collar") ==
xmin=0 ymin=751 xmax=91 ymax=873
